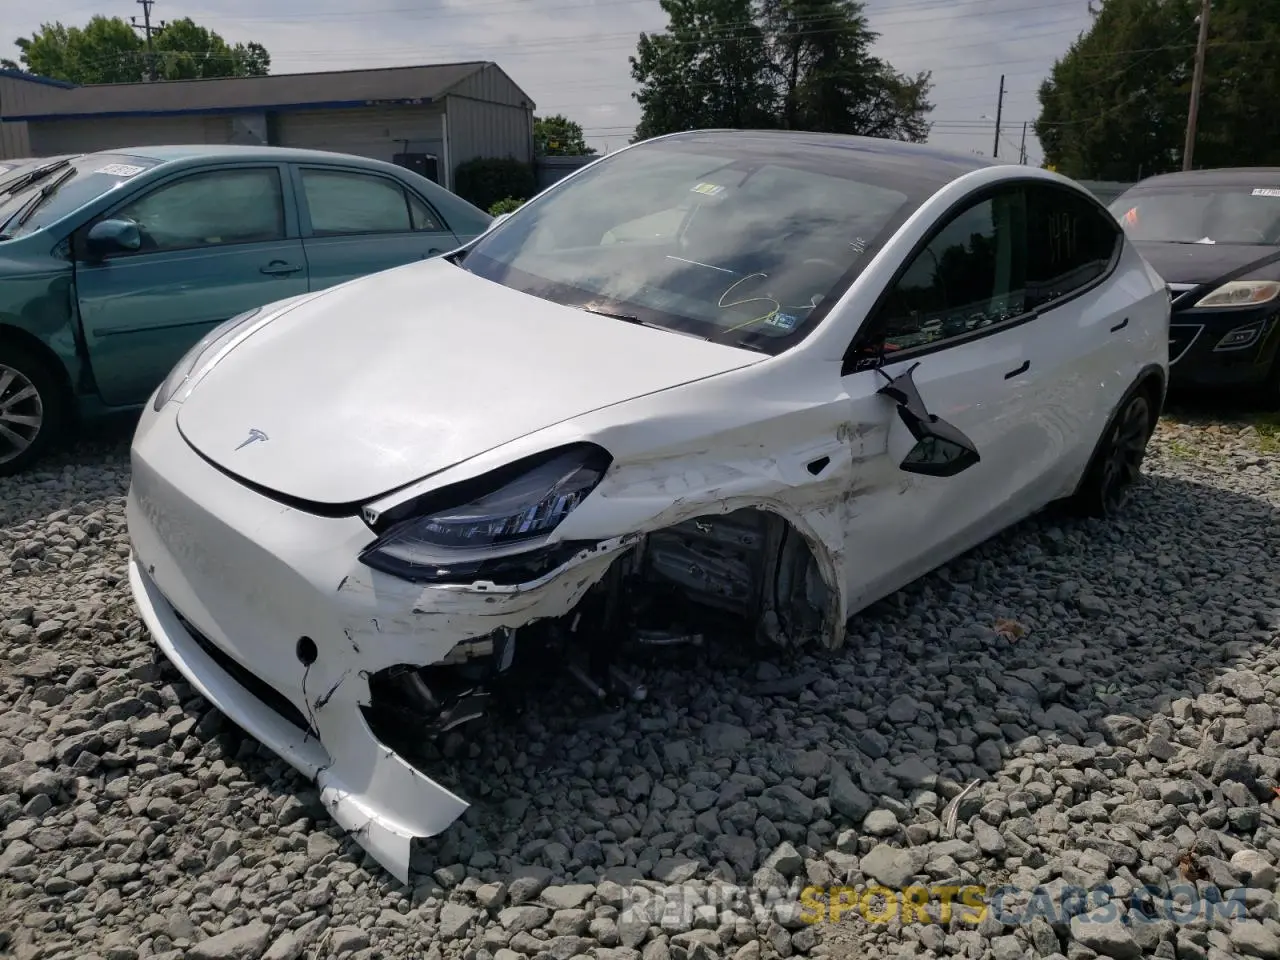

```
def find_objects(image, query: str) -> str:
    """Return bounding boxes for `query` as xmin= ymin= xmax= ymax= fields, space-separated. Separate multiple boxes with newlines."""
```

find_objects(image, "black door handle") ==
xmin=1110 ymin=317 xmax=1129 ymax=333
xmin=261 ymin=260 xmax=303 ymax=276
xmin=1004 ymin=360 xmax=1030 ymax=380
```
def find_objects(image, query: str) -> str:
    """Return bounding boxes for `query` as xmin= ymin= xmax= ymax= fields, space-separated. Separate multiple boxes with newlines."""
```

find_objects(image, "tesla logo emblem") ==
xmin=235 ymin=428 xmax=269 ymax=451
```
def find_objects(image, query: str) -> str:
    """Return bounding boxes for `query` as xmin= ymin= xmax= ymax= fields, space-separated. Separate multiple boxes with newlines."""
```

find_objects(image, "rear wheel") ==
xmin=0 ymin=343 xmax=69 ymax=477
xmin=1071 ymin=390 xmax=1154 ymax=518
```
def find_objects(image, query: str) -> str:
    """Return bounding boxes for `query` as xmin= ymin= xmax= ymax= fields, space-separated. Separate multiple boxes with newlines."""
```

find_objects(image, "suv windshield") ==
xmin=0 ymin=153 xmax=160 ymax=239
xmin=460 ymin=136 xmax=920 ymax=353
xmin=1110 ymin=185 xmax=1280 ymax=245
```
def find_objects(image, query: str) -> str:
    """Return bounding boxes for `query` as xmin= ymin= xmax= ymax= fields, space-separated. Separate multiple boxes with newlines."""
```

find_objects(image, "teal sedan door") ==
xmin=293 ymin=164 xmax=460 ymax=290
xmin=73 ymin=164 xmax=308 ymax=407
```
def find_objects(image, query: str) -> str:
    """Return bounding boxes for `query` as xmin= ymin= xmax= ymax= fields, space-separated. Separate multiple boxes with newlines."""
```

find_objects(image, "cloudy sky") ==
xmin=4 ymin=0 xmax=1093 ymax=161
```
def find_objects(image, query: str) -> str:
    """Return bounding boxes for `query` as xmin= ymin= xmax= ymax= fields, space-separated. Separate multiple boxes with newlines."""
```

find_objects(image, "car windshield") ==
xmin=1109 ymin=185 xmax=1280 ymax=245
xmin=0 ymin=153 xmax=160 ymax=239
xmin=459 ymin=136 xmax=920 ymax=353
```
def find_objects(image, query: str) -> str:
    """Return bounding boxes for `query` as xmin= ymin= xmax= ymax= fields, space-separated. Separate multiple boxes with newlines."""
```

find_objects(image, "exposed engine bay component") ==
xmin=362 ymin=508 xmax=833 ymax=755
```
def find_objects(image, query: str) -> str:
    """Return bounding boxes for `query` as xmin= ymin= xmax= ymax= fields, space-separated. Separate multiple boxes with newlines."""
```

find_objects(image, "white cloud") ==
xmin=5 ymin=0 xmax=1091 ymax=159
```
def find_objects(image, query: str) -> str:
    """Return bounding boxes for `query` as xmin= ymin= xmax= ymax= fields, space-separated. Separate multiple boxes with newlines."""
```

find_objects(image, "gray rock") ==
xmin=499 ymin=906 xmax=551 ymax=934
xmin=860 ymin=844 xmax=919 ymax=888
xmin=185 ymin=922 xmax=273 ymax=960
xmin=438 ymin=903 xmax=477 ymax=940
xmin=1229 ymin=921 xmax=1280 ymax=960
xmin=541 ymin=884 xmax=596 ymax=909
xmin=828 ymin=776 xmax=873 ymax=823
xmin=1069 ymin=908 xmax=1141 ymax=959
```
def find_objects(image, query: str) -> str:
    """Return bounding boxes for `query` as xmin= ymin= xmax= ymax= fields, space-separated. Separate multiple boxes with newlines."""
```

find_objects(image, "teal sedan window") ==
xmin=302 ymin=169 xmax=443 ymax=235
xmin=111 ymin=168 xmax=286 ymax=253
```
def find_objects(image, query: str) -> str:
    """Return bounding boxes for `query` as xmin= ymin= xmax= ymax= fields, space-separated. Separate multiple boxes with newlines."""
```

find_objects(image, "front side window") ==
xmin=1110 ymin=185 xmax=1280 ymax=245
xmin=859 ymin=191 xmax=1027 ymax=359
xmin=112 ymin=168 xmax=285 ymax=253
xmin=303 ymin=169 xmax=441 ymax=235
xmin=459 ymin=136 xmax=924 ymax=353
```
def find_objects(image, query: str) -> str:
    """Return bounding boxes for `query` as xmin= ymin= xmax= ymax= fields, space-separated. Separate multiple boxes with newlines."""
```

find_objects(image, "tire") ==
xmin=0 ymin=341 xmax=70 ymax=478
xmin=1070 ymin=388 xmax=1155 ymax=519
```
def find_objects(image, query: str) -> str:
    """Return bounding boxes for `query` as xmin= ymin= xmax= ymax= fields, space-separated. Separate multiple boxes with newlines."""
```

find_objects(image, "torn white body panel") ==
xmin=127 ymin=406 xmax=643 ymax=881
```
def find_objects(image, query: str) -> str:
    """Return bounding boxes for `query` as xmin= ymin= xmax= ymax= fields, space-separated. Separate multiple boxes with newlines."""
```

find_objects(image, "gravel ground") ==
xmin=2 ymin=410 xmax=1279 ymax=960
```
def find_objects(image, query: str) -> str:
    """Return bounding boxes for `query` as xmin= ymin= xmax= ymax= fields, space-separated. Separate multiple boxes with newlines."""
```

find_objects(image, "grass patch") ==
xmin=1251 ymin=412 xmax=1280 ymax=454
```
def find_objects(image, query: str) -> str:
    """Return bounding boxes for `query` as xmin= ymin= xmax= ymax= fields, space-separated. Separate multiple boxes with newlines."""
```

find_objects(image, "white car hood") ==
xmin=176 ymin=259 xmax=762 ymax=505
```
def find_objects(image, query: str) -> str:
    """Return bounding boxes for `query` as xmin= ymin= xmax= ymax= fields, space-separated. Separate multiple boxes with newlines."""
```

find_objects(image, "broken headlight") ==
xmin=358 ymin=443 xmax=612 ymax=582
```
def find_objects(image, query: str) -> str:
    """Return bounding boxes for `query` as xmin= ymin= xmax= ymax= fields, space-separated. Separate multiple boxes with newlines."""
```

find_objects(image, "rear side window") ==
xmin=1025 ymin=184 xmax=1120 ymax=310
xmin=302 ymin=169 xmax=443 ymax=236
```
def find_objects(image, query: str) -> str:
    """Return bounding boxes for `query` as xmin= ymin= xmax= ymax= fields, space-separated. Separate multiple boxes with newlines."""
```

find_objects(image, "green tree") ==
xmin=2 ymin=15 xmax=270 ymax=84
xmin=154 ymin=19 xmax=271 ymax=80
xmin=534 ymin=114 xmax=597 ymax=156
xmin=1036 ymin=0 xmax=1280 ymax=178
xmin=762 ymin=0 xmax=931 ymax=139
xmin=629 ymin=0 xmax=932 ymax=141
xmin=630 ymin=0 xmax=778 ymax=141
xmin=1 ymin=16 xmax=145 ymax=84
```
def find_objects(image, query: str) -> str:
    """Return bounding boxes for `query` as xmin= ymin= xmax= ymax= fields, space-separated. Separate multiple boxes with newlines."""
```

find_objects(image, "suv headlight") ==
xmin=1193 ymin=280 xmax=1280 ymax=309
xmin=359 ymin=444 xmax=612 ymax=583
xmin=152 ymin=307 xmax=263 ymax=411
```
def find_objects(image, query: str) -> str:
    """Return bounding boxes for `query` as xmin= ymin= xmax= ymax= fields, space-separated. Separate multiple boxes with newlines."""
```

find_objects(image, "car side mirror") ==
xmin=85 ymin=218 xmax=141 ymax=259
xmin=877 ymin=362 xmax=981 ymax=478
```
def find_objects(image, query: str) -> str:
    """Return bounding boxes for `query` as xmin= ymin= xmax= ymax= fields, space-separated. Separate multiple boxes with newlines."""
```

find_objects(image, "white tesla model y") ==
xmin=126 ymin=130 xmax=1170 ymax=880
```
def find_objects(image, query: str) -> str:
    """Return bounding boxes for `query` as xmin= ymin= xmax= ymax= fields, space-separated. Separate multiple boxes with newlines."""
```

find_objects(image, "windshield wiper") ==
xmin=0 ymin=167 xmax=76 ymax=236
xmin=580 ymin=304 xmax=641 ymax=322
xmin=578 ymin=303 xmax=713 ymax=342
xmin=0 ymin=157 xmax=71 ymax=197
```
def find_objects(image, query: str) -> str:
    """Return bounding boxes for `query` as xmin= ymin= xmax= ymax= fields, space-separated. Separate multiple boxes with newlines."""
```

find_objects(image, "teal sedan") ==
xmin=0 ymin=145 xmax=492 ymax=474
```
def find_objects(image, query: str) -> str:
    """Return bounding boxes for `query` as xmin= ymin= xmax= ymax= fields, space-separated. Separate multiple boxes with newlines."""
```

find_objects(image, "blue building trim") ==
xmin=0 ymin=67 xmax=78 ymax=89
xmin=3 ymin=97 xmax=434 ymax=123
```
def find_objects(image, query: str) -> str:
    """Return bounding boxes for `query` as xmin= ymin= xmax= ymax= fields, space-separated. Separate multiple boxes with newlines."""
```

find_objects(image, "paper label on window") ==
xmin=691 ymin=182 xmax=725 ymax=197
xmin=1251 ymin=188 xmax=1280 ymax=197
xmin=95 ymin=163 xmax=146 ymax=178
xmin=766 ymin=312 xmax=798 ymax=331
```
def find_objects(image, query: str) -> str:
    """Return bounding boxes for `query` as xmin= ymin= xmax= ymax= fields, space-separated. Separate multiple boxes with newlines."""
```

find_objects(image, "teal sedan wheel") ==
xmin=0 ymin=343 xmax=67 ymax=476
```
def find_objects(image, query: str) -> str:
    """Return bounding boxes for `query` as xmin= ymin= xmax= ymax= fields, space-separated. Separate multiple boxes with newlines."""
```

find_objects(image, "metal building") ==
xmin=0 ymin=61 xmax=535 ymax=190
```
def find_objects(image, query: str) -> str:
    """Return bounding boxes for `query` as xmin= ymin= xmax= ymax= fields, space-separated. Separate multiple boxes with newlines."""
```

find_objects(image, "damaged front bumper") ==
xmin=125 ymin=406 xmax=633 ymax=882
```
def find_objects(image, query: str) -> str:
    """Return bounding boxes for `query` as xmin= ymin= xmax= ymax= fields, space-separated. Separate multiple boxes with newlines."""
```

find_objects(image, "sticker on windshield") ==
xmin=94 ymin=163 xmax=146 ymax=178
xmin=691 ymin=182 xmax=726 ymax=197
xmin=765 ymin=312 xmax=798 ymax=331
xmin=1252 ymin=188 xmax=1280 ymax=197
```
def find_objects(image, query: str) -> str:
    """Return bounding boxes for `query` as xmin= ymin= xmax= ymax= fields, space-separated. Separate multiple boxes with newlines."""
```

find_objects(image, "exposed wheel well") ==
xmin=0 ymin=324 xmax=76 ymax=411
xmin=1135 ymin=367 xmax=1166 ymax=430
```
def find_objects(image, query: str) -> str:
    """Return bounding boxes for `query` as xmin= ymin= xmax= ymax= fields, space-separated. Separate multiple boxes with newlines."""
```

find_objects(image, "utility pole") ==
xmin=1182 ymin=0 xmax=1212 ymax=171
xmin=992 ymin=74 xmax=1005 ymax=160
xmin=1019 ymin=121 xmax=1028 ymax=164
xmin=131 ymin=0 xmax=166 ymax=82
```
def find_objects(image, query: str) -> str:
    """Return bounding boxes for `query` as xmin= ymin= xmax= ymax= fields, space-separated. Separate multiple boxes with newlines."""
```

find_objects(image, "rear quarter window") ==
xmin=1024 ymin=184 xmax=1120 ymax=310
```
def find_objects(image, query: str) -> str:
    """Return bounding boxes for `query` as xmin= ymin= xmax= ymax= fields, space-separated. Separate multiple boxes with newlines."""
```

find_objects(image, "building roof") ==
xmin=1 ymin=61 xmax=534 ymax=122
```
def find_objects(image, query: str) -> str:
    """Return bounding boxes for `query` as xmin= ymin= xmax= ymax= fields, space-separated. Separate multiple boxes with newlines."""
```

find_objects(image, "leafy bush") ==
xmin=454 ymin=157 xmax=536 ymax=212
xmin=488 ymin=197 xmax=526 ymax=216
